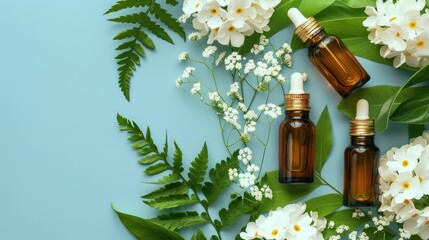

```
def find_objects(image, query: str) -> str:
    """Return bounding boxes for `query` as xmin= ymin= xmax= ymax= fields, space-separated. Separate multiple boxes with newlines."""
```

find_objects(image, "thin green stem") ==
xmin=316 ymin=172 xmax=342 ymax=195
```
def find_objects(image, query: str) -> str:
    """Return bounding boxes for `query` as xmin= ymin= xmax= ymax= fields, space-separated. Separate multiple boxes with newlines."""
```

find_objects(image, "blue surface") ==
xmin=0 ymin=1 xmax=415 ymax=239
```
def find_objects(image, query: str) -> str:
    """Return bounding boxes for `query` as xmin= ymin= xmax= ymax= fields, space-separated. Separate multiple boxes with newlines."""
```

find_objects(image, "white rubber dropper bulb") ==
xmin=289 ymin=72 xmax=305 ymax=94
xmin=287 ymin=8 xmax=308 ymax=28
xmin=355 ymin=99 xmax=369 ymax=120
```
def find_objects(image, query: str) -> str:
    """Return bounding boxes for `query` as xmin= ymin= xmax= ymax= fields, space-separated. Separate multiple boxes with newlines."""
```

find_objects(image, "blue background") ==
xmin=0 ymin=1 xmax=416 ymax=239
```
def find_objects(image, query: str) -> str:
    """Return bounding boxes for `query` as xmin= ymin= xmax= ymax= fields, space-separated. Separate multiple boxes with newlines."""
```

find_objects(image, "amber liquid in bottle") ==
xmin=344 ymin=136 xmax=380 ymax=206
xmin=279 ymin=110 xmax=315 ymax=183
xmin=306 ymin=32 xmax=370 ymax=97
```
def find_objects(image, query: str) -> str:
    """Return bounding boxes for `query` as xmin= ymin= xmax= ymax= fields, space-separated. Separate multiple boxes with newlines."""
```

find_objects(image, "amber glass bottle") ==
xmin=288 ymin=8 xmax=370 ymax=97
xmin=343 ymin=99 xmax=380 ymax=207
xmin=279 ymin=73 xmax=315 ymax=183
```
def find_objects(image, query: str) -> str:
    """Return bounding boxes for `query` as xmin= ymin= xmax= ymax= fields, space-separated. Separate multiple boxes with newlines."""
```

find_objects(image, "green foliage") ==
xmin=339 ymin=0 xmax=375 ymax=8
xmin=191 ymin=229 xmax=207 ymax=240
xmin=305 ymin=194 xmax=342 ymax=217
xmin=323 ymin=209 xmax=370 ymax=238
xmin=413 ymin=195 xmax=429 ymax=210
xmin=337 ymin=85 xmax=429 ymax=128
xmin=391 ymin=94 xmax=429 ymax=124
xmin=315 ymin=106 xmax=332 ymax=173
xmin=408 ymin=124 xmax=426 ymax=140
xmin=116 ymin=114 xmax=254 ymax=239
xmin=105 ymin=0 xmax=185 ymax=101
xmin=376 ymin=65 xmax=429 ymax=132
xmin=362 ymin=226 xmax=396 ymax=239
xmin=113 ymin=206 xmax=184 ymax=240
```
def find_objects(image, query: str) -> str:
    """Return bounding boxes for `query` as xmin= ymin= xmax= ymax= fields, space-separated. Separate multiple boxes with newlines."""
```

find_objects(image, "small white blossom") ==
xmin=178 ymin=52 xmax=189 ymax=62
xmin=190 ymin=82 xmax=201 ymax=94
xmin=202 ymin=46 xmax=217 ymax=58
xmin=238 ymin=147 xmax=252 ymax=165
xmin=223 ymin=107 xmax=241 ymax=129
xmin=208 ymin=91 xmax=221 ymax=103
xmin=215 ymin=51 xmax=226 ymax=66
xmin=188 ymin=32 xmax=202 ymax=41
xmin=335 ymin=224 xmax=349 ymax=234
xmin=247 ymin=164 xmax=260 ymax=173
xmin=328 ymin=220 xmax=335 ymax=229
xmin=175 ymin=78 xmax=183 ymax=87
xmin=258 ymin=103 xmax=282 ymax=119
xmin=238 ymin=172 xmax=257 ymax=188
xmin=178 ymin=14 xmax=190 ymax=23
xmin=181 ymin=66 xmax=195 ymax=78
xmin=228 ymin=168 xmax=238 ymax=180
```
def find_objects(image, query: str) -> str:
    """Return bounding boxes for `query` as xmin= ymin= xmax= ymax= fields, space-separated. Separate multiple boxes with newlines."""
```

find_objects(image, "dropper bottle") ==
xmin=344 ymin=99 xmax=380 ymax=207
xmin=279 ymin=72 xmax=315 ymax=183
xmin=287 ymin=8 xmax=370 ymax=98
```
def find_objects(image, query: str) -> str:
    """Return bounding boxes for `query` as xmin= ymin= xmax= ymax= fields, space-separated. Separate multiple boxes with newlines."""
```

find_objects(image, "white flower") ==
xmin=224 ymin=52 xmax=243 ymax=70
xmin=238 ymin=172 xmax=257 ymax=188
xmin=197 ymin=1 xmax=227 ymax=28
xmin=247 ymin=164 xmax=260 ymax=173
xmin=182 ymin=66 xmax=195 ymax=78
xmin=175 ymin=78 xmax=183 ymax=87
xmin=258 ymin=0 xmax=281 ymax=10
xmin=190 ymin=82 xmax=201 ymax=94
xmin=390 ymin=171 xmax=422 ymax=203
xmin=178 ymin=52 xmax=190 ymax=62
xmin=217 ymin=19 xmax=251 ymax=47
xmin=202 ymin=45 xmax=217 ymax=58
xmin=250 ymin=186 xmax=263 ymax=201
xmin=407 ymin=31 xmax=429 ymax=57
xmin=188 ymin=31 xmax=203 ymax=41
xmin=258 ymin=103 xmax=282 ymax=119
xmin=223 ymin=107 xmax=241 ymax=129
xmin=183 ymin=0 xmax=206 ymax=14
xmin=244 ymin=59 xmax=256 ymax=73
xmin=226 ymin=82 xmax=243 ymax=100
xmin=238 ymin=147 xmax=252 ymax=165
xmin=208 ymin=91 xmax=221 ymax=103
xmin=237 ymin=102 xmax=247 ymax=112
xmin=379 ymin=23 xmax=407 ymax=51
xmin=215 ymin=51 xmax=226 ymax=65
xmin=227 ymin=0 xmax=257 ymax=28
xmin=240 ymin=221 xmax=261 ymax=239
xmin=387 ymin=145 xmax=423 ymax=173
xmin=228 ymin=168 xmax=238 ymax=180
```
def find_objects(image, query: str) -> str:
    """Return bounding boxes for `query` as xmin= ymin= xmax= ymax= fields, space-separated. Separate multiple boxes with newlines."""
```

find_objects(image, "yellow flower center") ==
xmin=236 ymin=8 xmax=243 ymax=14
xmin=254 ymin=231 xmax=259 ymax=237
xmin=228 ymin=26 xmax=235 ymax=32
xmin=272 ymin=229 xmax=279 ymax=236
xmin=195 ymin=2 xmax=200 ymax=8
xmin=389 ymin=16 xmax=397 ymax=22
xmin=409 ymin=21 xmax=417 ymax=29
xmin=210 ymin=8 xmax=217 ymax=15
xmin=402 ymin=182 xmax=410 ymax=190
xmin=426 ymin=220 xmax=429 ymax=225
xmin=395 ymin=32 xmax=401 ymax=38
xmin=404 ymin=199 xmax=410 ymax=204
xmin=402 ymin=160 xmax=409 ymax=167
xmin=404 ymin=51 xmax=411 ymax=57
xmin=214 ymin=28 xmax=219 ymax=33
xmin=412 ymin=214 xmax=418 ymax=218
xmin=419 ymin=176 xmax=423 ymax=183
xmin=294 ymin=224 xmax=301 ymax=232
xmin=417 ymin=41 xmax=425 ymax=47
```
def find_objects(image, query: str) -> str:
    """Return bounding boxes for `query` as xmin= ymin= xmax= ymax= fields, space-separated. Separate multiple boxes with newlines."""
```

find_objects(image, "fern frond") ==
xmin=151 ymin=212 xmax=209 ymax=231
xmin=147 ymin=173 xmax=181 ymax=184
xmin=188 ymin=143 xmax=209 ymax=189
xmin=191 ymin=229 xmax=207 ymax=240
xmin=152 ymin=2 xmax=185 ymax=40
xmin=218 ymin=194 xmax=259 ymax=229
xmin=104 ymin=0 xmax=151 ymax=15
xmin=144 ymin=194 xmax=199 ymax=210
xmin=165 ymin=0 xmax=178 ymax=6
xmin=142 ymin=182 xmax=189 ymax=199
xmin=172 ymin=141 xmax=184 ymax=173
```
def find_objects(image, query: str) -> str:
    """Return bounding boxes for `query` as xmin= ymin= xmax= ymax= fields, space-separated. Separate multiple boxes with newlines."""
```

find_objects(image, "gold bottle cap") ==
xmin=349 ymin=99 xmax=375 ymax=136
xmin=285 ymin=93 xmax=310 ymax=111
xmin=294 ymin=17 xmax=324 ymax=44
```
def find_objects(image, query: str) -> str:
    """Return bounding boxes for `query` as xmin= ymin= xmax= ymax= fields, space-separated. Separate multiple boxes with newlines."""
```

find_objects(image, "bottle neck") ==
xmin=286 ymin=110 xmax=310 ymax=119
xmin=350 ymin=136 xmax=375 ymax=145
xmin=305 ymin=30 xmax=326 ymax=47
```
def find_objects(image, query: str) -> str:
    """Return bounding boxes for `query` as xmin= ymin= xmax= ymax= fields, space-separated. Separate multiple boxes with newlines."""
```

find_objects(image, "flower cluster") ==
xmin=363 ymin=0 xmax=429 ymax=68
xmin=240 ymin=203 xmax=326 ymax=240
xmin=181 ymin=0 xmax=281 ymax=47
xmin=379 ymin=131 xmax=429 ymax=239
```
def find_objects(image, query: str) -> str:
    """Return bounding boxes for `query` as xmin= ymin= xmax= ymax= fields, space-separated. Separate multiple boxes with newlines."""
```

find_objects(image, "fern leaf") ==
xmin=163 ymin=133 xmax=168 ymax=155
xmin=117 ymin=114 xmax=142 ymax=135
xmin=152 ymin=2 xmax=185 ymax=40
xmin=202 ymin=152 xmax=238 ymax=205
xmin=144 ymin=194 xmax=198 ymax=210
xmin=104 ymin=0 xmax=151 ymax=15
xmin=218 ymin=195 xmax=260 ymax=229
xmin=188 ymin=143 xmax=208 ymax=189
xmin=113 ymin=28 xmax=139 ymax=40
xmin=142 ymin=182 xmax=189 ymax=199
xmin=150 ymin=212 xmax=209 ymax=231
xmin=138 ymin=154 xmax=162 ymax=165
xmin=172 ymin=141 xmax=184 ymax=173
xmin=109 ymin=13 xmax=143 ymax=24
xmin=137 ymin=30 xmax=155 ymax=49
xmin=140 ymin=14 xmax=174 ymax=44
xmin=210 ymin=236 xmax=220 ymax=240
xmin=191 ymin=229 xmax=207 ymax=240
xmin=147 ymin=173 xmax=181 ymax=184
xmin=144 ymin=163 xmax=170 ymax=175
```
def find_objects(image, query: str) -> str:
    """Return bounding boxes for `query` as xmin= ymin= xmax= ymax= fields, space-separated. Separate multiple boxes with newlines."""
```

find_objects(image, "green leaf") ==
xmin=114 ymin=28 xmax=139 ymax=40
xmin=172 ymin=142 xmax=184 ymax=173
xmin=188 ymin=143 xmax=209 ymax=189
xmin=391 ymin=94 xmax=429 ymax=124
xmin=152 ymin=2 xmax=186 ymax=41
xmin=139 ymin=154 xmax=162 ymax=165
xmin=191 ymin=229 xmax=207 ymax=240
xmin=408 ymin=124 xmax=426 ymax=141
xmin=339 ymin=0 xmax=375 ymax=8
xmin=298 ymin=0 xmax=335 ymax=19
xmin=259 ymin=171 xmax=322 ymax=212
xmin=117 ymin=113 xmax=142 ymax=135
xmin=144 ymin=163 xmax=170 ymax=175
xmin=305 ymin=194 xmax=342 ymax=217
xmin=323 ymin=209 xmax=369 ymax=238
xmin=142 ymin=182 xmax=189 ymax=199
xmin=219 ymin=195 xmax=260 ymax=229
xmin=144 ymin=194 xmax=198 ymax=210
xmin=338 ymin=85 xmax=429 ymax=120
xmin=413 ymin=194 xmax=429 ymax=210
xmin=376 ymin=65 xmax=429 ymax=132
xmin=363 ymin=226 xmax=396 ymax=239
xmin=202 ymin=152 xmax=239 ymax=205
xmin=113 ymin=206 xmax=184 ymax=240
xmin=137 ymin=30 xmax=155 ymax=49
xmin=147 ymin=173 xmax=181 ymax=185
xmin=104 ymin=0 xmax=150 ymax=15
xmin=315 ymin=106 xmax=332 ymax=173
xmin=151 ymin=212 xmax=210 ymax=231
